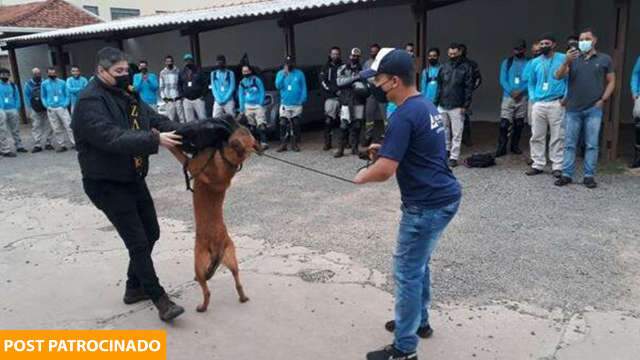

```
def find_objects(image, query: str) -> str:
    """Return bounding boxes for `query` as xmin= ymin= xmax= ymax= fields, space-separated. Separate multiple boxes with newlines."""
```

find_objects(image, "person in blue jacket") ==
xmin=631 ymin=55 xmax=640 ymax=168
xmin=66 ymin=65 xmax=88 ymax=114
xmin=496 ymin=39 xmax=529 ymax=157
xmin=133 ymin=60 xmax=159 ymax=111
xmin=420 ymin=47 xmax=441 ymax=103
xmin=42 ymin=67 xmax=74 ymax=152
xmin=275 ymin=56 xmax=307 ymax=152
xmin=238 ymin=64 xmax=268 ymax=149
xmin=525 ymin=34 xmax=567 ymax=177
xmin=211 ymin=55 xmax=236 ymax=117
xmin=0 ymin=67 xmax=26 ymax=156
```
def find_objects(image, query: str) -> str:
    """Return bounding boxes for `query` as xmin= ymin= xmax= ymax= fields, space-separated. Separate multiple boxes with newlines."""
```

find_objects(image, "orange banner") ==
xmin=0 ymin=330 xmax=166 ymax=359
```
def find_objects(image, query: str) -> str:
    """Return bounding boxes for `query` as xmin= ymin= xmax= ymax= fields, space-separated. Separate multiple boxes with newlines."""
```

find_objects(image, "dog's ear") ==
xmin=230 ymin=138 xmax=246 ymax=159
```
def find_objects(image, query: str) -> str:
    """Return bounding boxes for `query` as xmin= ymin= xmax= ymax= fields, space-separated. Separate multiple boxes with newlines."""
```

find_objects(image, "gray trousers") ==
xmin=183 ymin=98 xmax=206 ymax=122
xmin=164 ymin=100 xmax=184 ymax=123
xmin=47 ymin=107 xmax=75 ymax=147
xmin=438 ymin=107 xmax=465 ymax=160
xmin=0 ymin=110 xmax=15 ymax=154
xmin=1 ymin=109 xmax=24 ymax=153
xmin=530 ymin=100 xmax=565 ymax=171
xmin=213 ymin=100 xmax=236 ymax=118
xmin=31 ymin=109 xmax=53 ymax=148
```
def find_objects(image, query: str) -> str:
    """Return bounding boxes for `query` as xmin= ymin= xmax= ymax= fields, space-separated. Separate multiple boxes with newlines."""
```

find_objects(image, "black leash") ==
xmin=261 ymin=153 xmax=371 ymax=185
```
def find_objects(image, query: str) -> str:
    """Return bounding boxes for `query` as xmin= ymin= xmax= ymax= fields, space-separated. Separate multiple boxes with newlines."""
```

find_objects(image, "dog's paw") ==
xmin=196 ymin=304 xmax=208 ymax=312
xmin=239 ymin=296 xmax=250 ymax=303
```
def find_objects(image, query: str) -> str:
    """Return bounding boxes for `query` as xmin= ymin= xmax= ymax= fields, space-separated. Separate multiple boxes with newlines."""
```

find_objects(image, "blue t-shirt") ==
xmin=379 ymin=95 xmax=461 ymax=209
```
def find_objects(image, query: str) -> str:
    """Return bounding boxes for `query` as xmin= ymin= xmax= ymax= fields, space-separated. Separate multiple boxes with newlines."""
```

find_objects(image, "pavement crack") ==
xmin=2 ymin=231 xmax=67 ymax=251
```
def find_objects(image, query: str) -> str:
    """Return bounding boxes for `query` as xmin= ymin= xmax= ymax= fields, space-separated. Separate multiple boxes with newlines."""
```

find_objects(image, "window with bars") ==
xmin=110 ymin=7 xmax=141 ymax=20
xmin=83 ymin=5 xmax=99 ymax=16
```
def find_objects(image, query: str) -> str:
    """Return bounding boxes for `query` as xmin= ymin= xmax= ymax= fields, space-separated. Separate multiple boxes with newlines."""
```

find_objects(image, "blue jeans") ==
xmin=394 ymin=200 xmax=460 ymax=353
xmin=562 ymin=106 xmax=603 ymax=178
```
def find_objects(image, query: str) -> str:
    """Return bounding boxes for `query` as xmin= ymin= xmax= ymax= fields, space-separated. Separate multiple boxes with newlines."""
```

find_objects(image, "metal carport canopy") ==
xmin=0 ymin=0 xmax=465 ymax=50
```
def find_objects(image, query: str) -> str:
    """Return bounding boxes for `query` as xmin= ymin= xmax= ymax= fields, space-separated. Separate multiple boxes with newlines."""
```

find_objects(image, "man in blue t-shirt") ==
xmin=356 ymin=48 xmax=461 ymax=360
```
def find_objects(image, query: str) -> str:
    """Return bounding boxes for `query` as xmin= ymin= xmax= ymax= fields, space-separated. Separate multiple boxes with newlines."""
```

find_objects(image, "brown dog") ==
xmin=171 ymin=125 xmax=259 ymax=312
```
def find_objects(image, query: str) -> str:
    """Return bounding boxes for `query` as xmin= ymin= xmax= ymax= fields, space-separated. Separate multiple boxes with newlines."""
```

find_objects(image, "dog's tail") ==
xmin=205 ymin=247 xmax=224 ymax=281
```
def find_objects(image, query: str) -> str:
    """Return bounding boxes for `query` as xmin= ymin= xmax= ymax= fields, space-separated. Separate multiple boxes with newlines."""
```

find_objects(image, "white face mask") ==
xmin=578 ymin=40 xmax=593 ymax=53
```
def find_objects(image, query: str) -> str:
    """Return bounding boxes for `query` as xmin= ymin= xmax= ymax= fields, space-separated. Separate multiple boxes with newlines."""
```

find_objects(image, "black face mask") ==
xmin=515 ymin=52 xmax=526 ymax=58
xmin=540 ymin=46 xmax=552 ymax=56
xmin=185 ymin=63 xmax=195 ymax=70
xmin=428 ymin=59 xmax=438 ymax=66
xmin=167 ymin=64 xmax=174 ymax=70
xmin=0 ymin=77 xmax=8 ymax=83
xmin=49 ymin=75 xmax=57 ymax=80
xmin=370 ymin=82 xmax=389 ymax=103
xmin=33 ymin=76 xmax=42 ymax=82
xmin=140 ymin=68 xmax=148 ymax=74
xmin=114 ymin=74 xmax=130 ymax=90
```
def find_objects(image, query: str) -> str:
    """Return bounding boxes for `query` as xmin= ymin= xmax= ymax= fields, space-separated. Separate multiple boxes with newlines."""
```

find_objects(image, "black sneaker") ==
xmin=31 ymin=146 xmax=43 ymax=153
xmin=123 ymin=287 xmax=150 ymax=305
xmin=2 ymin=152 xmax=17 ymax=158
xmin=525 ymin=167 xmax=543 ymax=176
xmin=56 ymin=146 xmax=68 ymax=153
xmin=583 ymin=177 xmax=598 ymax=189
xmin=385 ymin=320 xmax=434 ymax=339
xmin=16 ymin=147 xmax=28 ymax=153
xmin=448 ymin=159 xmax=458 ymax=168
xmin=153 ymin=294 xmax=185 ymax=322
xmin=554 ymin=176 xmax=572 ymax=187
xmin=45 ymin=144 xmax=55 ymax=151
xmin=551 ymin=170 xmax=562 ymax=178
xmin=367 ymin=345 xmax=417 ymax=360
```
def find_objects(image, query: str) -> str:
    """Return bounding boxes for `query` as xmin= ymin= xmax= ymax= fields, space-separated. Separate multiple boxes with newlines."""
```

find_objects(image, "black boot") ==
xmin=323 ymin=117 xmax=333 ymax=151
xmin=153 ymin=293 xmax=185 ymax=322
xmin=632 ymin=118 xmax=640 ymax=168
xmin=350 ymin=120 xmax=362 ymax=155
xmin=277 ymin=118 xmax=289 ymax=152
xmin=511 ymin=118 xmax=524 ymax=154
xmin=257 ymin=125 xmax=269 ymax=150
xmin=496 ymin=118 xmax=509 ymax=157
xmin=290 ymin=117 xmax=301 ymax=152
xmin=334 ymin=128 xmax=345 ymax=158
xmin=123 ymin=287 xmax=150 ymax=305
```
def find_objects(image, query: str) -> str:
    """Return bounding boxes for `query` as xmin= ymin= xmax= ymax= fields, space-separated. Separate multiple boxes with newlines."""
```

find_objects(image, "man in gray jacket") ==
xmin=363 ymin=43 xmax=388 ymax=146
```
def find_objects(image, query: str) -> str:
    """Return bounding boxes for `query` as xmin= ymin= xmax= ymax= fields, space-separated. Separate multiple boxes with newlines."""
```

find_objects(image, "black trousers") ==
xmin=83 ymin=178 xmax=165 ymax=301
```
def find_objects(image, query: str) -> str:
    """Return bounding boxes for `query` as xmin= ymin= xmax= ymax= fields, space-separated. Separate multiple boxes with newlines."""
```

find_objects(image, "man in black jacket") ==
xmin=179 ymin=53 xmax=208 ymax=122
xmin=435 ymin=43 xmax=473 ymax=167
xmin=459 ymin=44 xmax=482 ymax=147
xmin=71 ymin=47 xmax=185 ymax=322
xmin=319 ymin=46 xmax=342 ymax=151
xmin=335 ymin=47 xmax=368 ymax=158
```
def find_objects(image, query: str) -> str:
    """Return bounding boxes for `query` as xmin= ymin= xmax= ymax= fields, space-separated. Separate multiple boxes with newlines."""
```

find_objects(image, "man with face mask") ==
xmin=526 ymin=33 xmax=568 ymax=178
xmin=159 ymin=55 xmax=184 ymax=122
xmin=42 ymin=67 xmax=74 ymax=152
xmin=496 ymin=40 xmax=529 ymax=157
xmin=554 ymin=28 xmax=615 ymax=189
xmin=356 ymin=48 xmax=461 ymax=360
xmin=0 ymin=68 xmax=26 ymax=157
xmin=178 ymin=53 xmax=208 ymax=122
xmin=420 ymin=47 xmax=441 ymax=103
xmin=335 ymin=47 xmax=368 ymax=158
xmin=319 ymin=46 xmax=343 ymax=151
xmin=24 ymin=67 xmax=54 ymax=152
xmin=211 ymin=55 xmax=236 ymax=118
xmin=66 ymin=66 xmax=88 ymax=114
xmin=133 ymin=60 xmax=159 ymax=112
xmin=238 ymin=65 xmax=268 ymax=149
xmin=275 ymin=56 xmax=307 ymax=152
xmin=71 ymin=47 xmax=184 ymax=322
xmin=632 ymin=55 xmax=640 ymax=168
xmin=364 ymin=43 xmax=388 ymax=147
xmin=434 ymin=43 xmax=473 ymax=167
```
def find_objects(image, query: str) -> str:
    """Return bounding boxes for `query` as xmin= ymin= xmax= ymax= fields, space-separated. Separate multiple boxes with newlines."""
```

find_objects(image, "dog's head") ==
xmin=225 ymin=126 xmax=262 ymax=165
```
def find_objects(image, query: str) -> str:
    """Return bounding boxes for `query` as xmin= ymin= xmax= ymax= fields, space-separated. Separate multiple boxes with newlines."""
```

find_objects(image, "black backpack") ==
xmin=30 ymin=82 xmax=46 ymax=113
xmin=463 ymin=153 xmax=496 ymax=168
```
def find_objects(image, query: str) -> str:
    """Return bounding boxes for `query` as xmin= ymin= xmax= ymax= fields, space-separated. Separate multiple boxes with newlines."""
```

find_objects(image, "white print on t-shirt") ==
xmin=430 ymin=114 xmax=444 ymax=131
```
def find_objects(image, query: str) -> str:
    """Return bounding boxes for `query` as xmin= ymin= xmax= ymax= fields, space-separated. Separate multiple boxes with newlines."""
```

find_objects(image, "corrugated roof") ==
xmin=0 ymin=0 xmax=101 ymax=29
xmin=2 ymin=0 xmax=374 ymax=46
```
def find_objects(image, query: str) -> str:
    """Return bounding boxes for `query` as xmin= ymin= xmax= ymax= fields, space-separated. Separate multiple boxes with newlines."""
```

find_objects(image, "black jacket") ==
xmin=71 ymin=78 xmax=179 ymax=183
xmin=319 ymin=59 xmax=342 ymax=98
xmin=464 ymin=56 xmax=483 ymax=91
xmin=435 ymin=59 xmax=474 ymax=110
xmin=179 ymin=65 xmax=209 ymax=100
xmin=337 ymin=62 xmax=368 ymax=106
